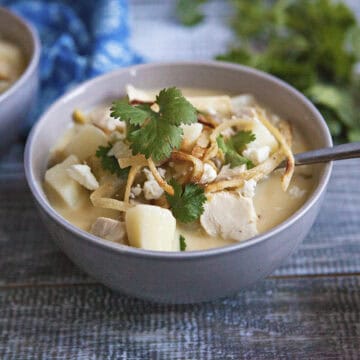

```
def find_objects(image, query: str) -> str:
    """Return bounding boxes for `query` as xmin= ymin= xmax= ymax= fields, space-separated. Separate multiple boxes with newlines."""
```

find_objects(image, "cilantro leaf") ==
xmin=156 ymin=87 xmax=197 ymax=125
xmin=128 ymin=119 xmax=183 ymax=162
xmin=217 ymin=132 xmax=255 ymax=169
xmin=216 ymin=0 xmax=360 ymax=142
xmin=176 ymin=0 xmax=206 ymax=27
xmin=231 ymin=131 xmax=256 ymax=153
xmin=95 ymin=144 xmax=130 ymax=178
xmin=111 ymin=87 xmax=198 ymax=163
xmin=166 ymin=180 xmax=206 ymax=223
xmin=110 ymin=101 xmax=151 ymax=125
xmin=179 ymin=235 xmax=187 ymax=251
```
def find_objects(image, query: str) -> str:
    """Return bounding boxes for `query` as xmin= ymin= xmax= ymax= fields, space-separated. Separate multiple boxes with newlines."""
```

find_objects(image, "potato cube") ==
xmin=45 ymin=155 xmax=87 ymax=208
xmin=125 ymin=204 xmax=179 ymax=251
xmin=64 ymin=124 xmax=108 ymax=161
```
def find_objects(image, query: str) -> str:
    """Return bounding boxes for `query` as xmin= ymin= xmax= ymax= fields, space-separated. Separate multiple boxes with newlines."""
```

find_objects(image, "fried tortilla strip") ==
xmin=256 ymin=109 xmax=294 ymax=191
xmin=147 ymin=158 xmax=174 ymax=195
xmin=171 ymin=151 xmax=204 ymax=183
xmin=90 ymin=181 xmax=131 ymax=212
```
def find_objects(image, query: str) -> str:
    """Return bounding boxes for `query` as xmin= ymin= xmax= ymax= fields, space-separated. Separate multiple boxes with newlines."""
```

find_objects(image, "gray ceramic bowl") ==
xmin=0 ymin=7 xmax=40 ymax=153
xmin=25 ymin=62 xmax=332 ymax=303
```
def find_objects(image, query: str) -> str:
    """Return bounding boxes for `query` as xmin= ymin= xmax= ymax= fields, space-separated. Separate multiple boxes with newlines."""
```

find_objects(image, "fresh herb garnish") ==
xmin=110 ymin=87 xmax=197 ymax=162
xmin=166 ymin=180 xmax=206 ymax=223
xmin=217 ymin=131 xmax=255 ymax=169
xmin=95 ymin=144 xmax=130 ymax=178
xmin=176 ymin=0 xmax=206 ymax=26
xmin=213 ymin=0 xmax=360 ymax=142
xmin=179 ymin=234 xmax=187 ymax=251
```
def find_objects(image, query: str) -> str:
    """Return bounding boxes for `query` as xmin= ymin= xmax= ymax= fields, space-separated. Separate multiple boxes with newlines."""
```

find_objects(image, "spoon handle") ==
xmin=294 ymin=142 xmax=360 ymax=166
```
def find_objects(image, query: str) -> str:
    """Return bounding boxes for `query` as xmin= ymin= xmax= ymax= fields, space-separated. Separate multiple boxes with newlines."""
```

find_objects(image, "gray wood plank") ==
xmin=1 ymin=159 xmax=360 ymax=285
xmin=1 ymin=276 xmax=360 ymax=359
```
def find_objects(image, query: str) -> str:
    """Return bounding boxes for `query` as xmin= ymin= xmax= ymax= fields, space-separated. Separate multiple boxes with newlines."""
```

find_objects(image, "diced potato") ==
xmin=49 ymin=126 xmax=79 ymax=165
xmin=64 ymin=124 xmax=108 ymax=161
xmin=125 ymin=204 xmax=179 ymax=251
xmin=0 ymin=40 xmax=24 ymax=81
xmin=246 ymin=117 xmax=278 ymax=153
xmin=45 ymin=155 xmax=88 ymax=208
xmin=231 ymin=94 xmax=256 ymax=112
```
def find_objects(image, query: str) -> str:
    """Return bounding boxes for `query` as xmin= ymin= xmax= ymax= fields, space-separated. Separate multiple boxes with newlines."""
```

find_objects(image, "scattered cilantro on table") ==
xmin=110 ymin=87 xmax=197 ymax=162
xmin=176 ymin=0 xmax=207 ymax=26
xmin=176 ymin=0 xmax=360 ymax=142
xmin=217 ymin=131 xmax=255 ymax=169
xmin=95 ymin=144 xmax=129 ymax=178
xmin=215 ymin=0 xmax=360 ymax=142
xmin=166 ymin=180 xmax=207 ymax=223
xmin=179 ymin=235 xmax=187 ymax=251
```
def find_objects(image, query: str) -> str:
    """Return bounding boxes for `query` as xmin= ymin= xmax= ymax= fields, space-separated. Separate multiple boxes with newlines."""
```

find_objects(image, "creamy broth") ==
xmin=0 ymin=38 xmax=25 ymax=94
xmin=44 ymin=88 xmax=317 ymax=251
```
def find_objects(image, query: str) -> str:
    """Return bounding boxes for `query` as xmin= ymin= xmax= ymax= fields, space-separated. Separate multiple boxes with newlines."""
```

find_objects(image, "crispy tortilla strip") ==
xmin=203 ymin=118 xmax=252 ymax=161
xmin=205 ymin=150 xmax=285 ymax=193
xmin=191 ymin=128 xmax=211 ymax=159
xmin=118 ymin=154 xmax=147 ymax=169
xmin=256 ymin=109 xmax=294 ymax=191
xmin=197 ymin=113 xmax=217 ymax=128
xmin=147 ymin=158 xmax=174 ymax=195
xmin=90 ymin=182 xmax=131 ymax=212
xmin=171 ymin=151 xmax=204 ymax=183
xmin=124 ymin=165 xmax=142 ymax=203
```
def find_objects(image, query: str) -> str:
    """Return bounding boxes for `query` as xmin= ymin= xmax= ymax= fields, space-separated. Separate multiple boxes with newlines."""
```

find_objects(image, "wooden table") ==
xmin=1 ymin=148 xmax=360 ymax=359
xmin=1 ymin=1 xmax=360 ymax=357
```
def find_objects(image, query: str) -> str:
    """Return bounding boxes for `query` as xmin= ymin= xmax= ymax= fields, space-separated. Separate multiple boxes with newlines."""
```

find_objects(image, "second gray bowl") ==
xmin=0 ymin=7 xmax=40 ymax=153
xmin=25 ymin=62 xmax=332 ymax=303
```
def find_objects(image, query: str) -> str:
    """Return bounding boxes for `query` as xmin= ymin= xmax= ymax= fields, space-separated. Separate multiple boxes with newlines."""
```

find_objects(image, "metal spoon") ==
xmin=279 ymin=142 xmax=360 ymax=168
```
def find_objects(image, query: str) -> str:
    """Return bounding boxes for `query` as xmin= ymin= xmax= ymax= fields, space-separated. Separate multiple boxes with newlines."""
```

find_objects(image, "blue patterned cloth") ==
xmin=0 ymin=0 xmax=142 ymax=125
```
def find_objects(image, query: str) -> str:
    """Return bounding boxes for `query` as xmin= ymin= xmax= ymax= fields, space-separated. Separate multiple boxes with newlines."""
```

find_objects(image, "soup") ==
xmin=43 ymin=86 xmax=316 ymax=251
xmin=0 ymin=38 xmax=25 ymax=94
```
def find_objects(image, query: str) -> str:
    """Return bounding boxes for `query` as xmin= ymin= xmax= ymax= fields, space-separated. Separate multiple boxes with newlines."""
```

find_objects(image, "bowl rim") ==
xmin=0 ymin=6 xmax=41 ymax=103
xmin=24 ymin=61 xmax=333 ymax=260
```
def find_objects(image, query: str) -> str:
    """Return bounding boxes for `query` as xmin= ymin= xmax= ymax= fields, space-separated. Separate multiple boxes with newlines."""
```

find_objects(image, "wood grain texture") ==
xmin=1 ymin=158 xmax=359 ymax=285
xmin=1 ymin=276 xmax=360 ymax=359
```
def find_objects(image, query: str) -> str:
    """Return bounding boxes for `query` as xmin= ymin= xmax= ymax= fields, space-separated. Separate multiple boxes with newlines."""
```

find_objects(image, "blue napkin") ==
xmin=0 ymin=0 xmax=142 ymax=125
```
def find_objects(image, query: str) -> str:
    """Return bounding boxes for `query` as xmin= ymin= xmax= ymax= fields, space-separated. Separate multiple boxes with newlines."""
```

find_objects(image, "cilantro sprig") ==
xmin=166 ymin=180 xmax=206 ymax=223
xmin=176 ymin=0 xmax=360 ymax=141
xmin=179 ymin=235 xmax=187 ymax=251
xmin=96 ymin=144 xmax=129 ymax=178
xmin=176 ymin=0 xmax=206 ymax=26
xmin=214 ymin=0 xmax=360 ymax=142
xmin=110 ymin=87 xmax=197 ymax=162
xmin=217 ymin=131 xmax=255 ymax=169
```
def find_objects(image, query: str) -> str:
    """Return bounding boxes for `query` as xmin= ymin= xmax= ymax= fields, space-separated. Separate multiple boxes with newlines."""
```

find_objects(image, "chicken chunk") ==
xmin=90 ymin=217 xmax=126 ymax=244
xmin=180 ymin=123 xmax=203 ymax=150
xmin=89 ymin=106 xmax=125 ymax=132
xmin=66 ymin=164 xmax=99 ymax=191
xmin=200 ymin=192 xmax=258 ymax=242
xmin=216 ymin=164 xmax=246 ymax=181
xmin=199 ymin=163 xmax=217 ymax=184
